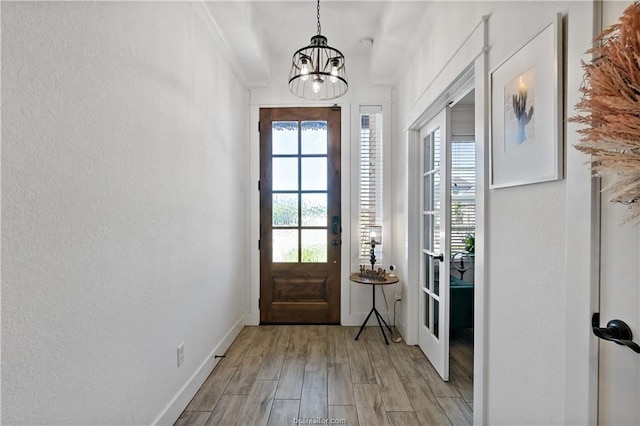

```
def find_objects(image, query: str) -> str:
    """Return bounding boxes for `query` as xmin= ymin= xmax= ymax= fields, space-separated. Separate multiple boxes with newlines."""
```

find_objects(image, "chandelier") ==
xmin=288 ymin=0 xmax=348 ymax=100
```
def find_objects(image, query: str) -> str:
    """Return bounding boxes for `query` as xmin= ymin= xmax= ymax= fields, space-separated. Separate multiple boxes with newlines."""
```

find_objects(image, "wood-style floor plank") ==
xmin=299 ymin=370 xmax=328 ymax=419
xmin=353 ymin=384 xmax=390 ymax=426
xmin=305 ymin=326 xmax=328 ymax=372
xmin=363 ymin=328 xmax=393 ymax=368
xmin=257 ymin=327 xmax=292 ymax=381
xmin=387 ymin=342 xmax=420 ymax=378
xmin=174 ymin=411 xmax=210 ymax=426
xmin=345 ymin=328 xmax=376 ymax=384
xmin=218 ymin=326 xmax=259 ymax=367
xmin=223 ymin=355 xmax=263 ymax=395
xmin=437 ymin=396 xmax=473 ymax=426
xmin=327 ymin=326 xmax=349 ymax=364
xmin=328 ymin=363 xmax=355 ymax=406
xmin=237 ymin=380 xmax=278 ymax=426
xmin=373 ymin=367 xmax=413 ymax=412
xmin=205 ymin=395 xmax=246 ymax=426
xmin=275 ymin=358 xmax=305 ymax=399
xmin=401 ymin=375 xmax=452 ymax=426
xmin=412 ymin=355 xmax=460 ymax=398
xmin=185 ymin=366 xmax=236 ymax=411
xmin=285 ymin=327 xmax=309 ymax=360
xmin=267 ymin=399 xmax=300 ymax=426
xmin=329 ymin=405 xmax=359 ymax=425
xmin=387 ymin=411 xmax=421 ymax=426
xmin=450 ymin=356 xmax=474 ymax=403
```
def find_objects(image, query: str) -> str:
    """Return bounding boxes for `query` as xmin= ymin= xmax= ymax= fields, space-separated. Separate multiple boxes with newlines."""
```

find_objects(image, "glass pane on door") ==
xmin=272 ymin=121 xmax=299 ymax=154
xmin=272 ymin=119 xmax=329 ymax=264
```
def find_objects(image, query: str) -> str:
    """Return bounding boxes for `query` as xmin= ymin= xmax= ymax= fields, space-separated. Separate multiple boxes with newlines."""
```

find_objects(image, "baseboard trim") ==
xmin=153 ymin=314 xmax=248 ymax=425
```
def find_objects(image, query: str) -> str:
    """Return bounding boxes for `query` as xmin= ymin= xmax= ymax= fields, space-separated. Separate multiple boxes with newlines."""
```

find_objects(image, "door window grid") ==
xmin=271 ymin=121 xmax=328 ymax=263
xmin=421 ymin=129 xmax=441 ymax=338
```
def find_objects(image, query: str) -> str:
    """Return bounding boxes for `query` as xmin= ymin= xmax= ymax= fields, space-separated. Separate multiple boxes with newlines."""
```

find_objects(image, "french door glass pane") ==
xmin=423 ymin=175 xmax=432 ymax=211
xmin=301 ymin=121 xmax=327 ymax=154
xmin=433 ymin=299 xmax=440 ymax=338
xmin=433 ymin=172 xmax=441 ymax=210
xmin=424 ymin=137 xmax=432 ymax=172
xmin=433 ymin=257 xmax=440 ymax=296
xmin=273 ymin=229 xmax=298 ymax=262
xmin=424 ymin=252 xmax=432 ymax=291
xmin=301 ymin=158 xmax=327 ymax=190
xmin=434 ymin=213 xmax=441 ymax=252
xmin=424 ymin=292 xmax=430 ymax=327
xmin=273 ymin=194 xmax=298 ymax=226
xmin=272 ymin=121 xmax=299 ymax=155
xmin=301 ymin=229 xmax=327 ymax=263
xmin=273 ymin=158 xmax=298 ymax=191
xmin=433 ymin=129 xmax=441 ymax=168
xmin=301 ymin=193 xmax=327 ymax=226
xmin=423 ymin=215 xmax=432 ymax=251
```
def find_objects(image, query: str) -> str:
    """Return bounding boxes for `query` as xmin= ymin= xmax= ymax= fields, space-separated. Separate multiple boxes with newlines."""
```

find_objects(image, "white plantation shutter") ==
xmin=450 ymin=138 xmax=475 ymax=253
xmin=359 ymin=106 xmax=383 ymax=260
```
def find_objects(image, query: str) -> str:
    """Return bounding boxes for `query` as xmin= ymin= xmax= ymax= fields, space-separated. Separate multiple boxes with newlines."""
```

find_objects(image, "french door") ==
xmin=418 ymin=108 xmax=451 ymax=380
xmin=259 ymin=107 xmax=341 ymax=324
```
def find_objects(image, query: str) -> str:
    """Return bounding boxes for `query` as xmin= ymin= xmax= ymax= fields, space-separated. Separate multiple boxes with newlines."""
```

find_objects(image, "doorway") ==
xmin=416 ymin=91 xmax=476 ymax=407
xmin=259 ymin=107 xmax=342 ymax=324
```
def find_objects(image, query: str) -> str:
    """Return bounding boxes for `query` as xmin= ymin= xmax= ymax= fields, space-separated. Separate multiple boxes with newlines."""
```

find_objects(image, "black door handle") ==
xmin=331 ymin=239 xmax=342 ymax=246
xmin=592 ymin=313 xmax=640 ymax=354
xmin=428 ymin=252 xmax=444 ymax=262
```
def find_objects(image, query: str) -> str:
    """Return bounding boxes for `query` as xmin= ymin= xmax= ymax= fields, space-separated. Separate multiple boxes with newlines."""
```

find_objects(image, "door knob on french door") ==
xmin=331 ymin=239 xmax=342 ymax=246
xmin=592 ymin=313 xmax=640 ymax=354
xmin=428 ymin=252 xmax=444 ymax=262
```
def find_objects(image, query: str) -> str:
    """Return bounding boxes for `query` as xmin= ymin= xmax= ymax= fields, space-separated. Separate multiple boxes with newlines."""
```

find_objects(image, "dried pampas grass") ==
xmin=571 ymin=2 xmax=640 ymax=221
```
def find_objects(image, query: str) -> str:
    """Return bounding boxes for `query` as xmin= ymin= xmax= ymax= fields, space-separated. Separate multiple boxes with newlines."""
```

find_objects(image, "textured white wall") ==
xmin=391 ymin=1 xmax=585 ymax=424
xmin=1 ymin=2 xmax=248 ymax=424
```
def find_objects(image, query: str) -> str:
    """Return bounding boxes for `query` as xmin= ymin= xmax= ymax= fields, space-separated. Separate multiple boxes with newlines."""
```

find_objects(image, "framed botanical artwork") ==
xmin=490 ymin=14 xmax=563 ymax=188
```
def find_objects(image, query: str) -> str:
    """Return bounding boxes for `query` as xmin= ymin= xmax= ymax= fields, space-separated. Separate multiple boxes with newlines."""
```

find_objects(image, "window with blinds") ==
xmin=450 ymin=139 xmax=475 ymax=253
xmin=359 ymin=107 xmax=383 ymax=260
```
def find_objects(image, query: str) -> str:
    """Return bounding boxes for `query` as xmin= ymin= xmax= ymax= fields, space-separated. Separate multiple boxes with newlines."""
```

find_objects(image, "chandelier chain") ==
xmin=316 ymin=0 xmax=321 ymax=35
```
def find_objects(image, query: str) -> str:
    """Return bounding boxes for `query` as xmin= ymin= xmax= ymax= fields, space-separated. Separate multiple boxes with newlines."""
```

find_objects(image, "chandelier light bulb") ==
xmin=300 ymin=59 xmax=310 ymax=81
xmin=329 ymin=60 xmax=339 ymax=83
xmin=312 ymin=76 xmax=324 ymax=93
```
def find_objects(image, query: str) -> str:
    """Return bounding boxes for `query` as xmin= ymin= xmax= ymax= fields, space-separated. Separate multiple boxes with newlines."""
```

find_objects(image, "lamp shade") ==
xmin=368 ymin=226 xmax=382 ymax=245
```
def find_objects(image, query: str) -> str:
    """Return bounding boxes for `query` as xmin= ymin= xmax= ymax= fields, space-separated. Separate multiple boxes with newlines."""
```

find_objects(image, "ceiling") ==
xmin=202 ymin=1 xmax=433 ymax=87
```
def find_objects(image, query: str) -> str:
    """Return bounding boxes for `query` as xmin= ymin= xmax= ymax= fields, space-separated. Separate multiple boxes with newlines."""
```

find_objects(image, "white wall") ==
xmin=1 ymin=2 xmax=249 ymax=424
xmin=391 ymin=1 xmax=595 ymax=424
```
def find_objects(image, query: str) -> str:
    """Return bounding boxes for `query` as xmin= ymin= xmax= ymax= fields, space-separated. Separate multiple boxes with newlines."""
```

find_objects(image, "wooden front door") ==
xmin=259 ymin=107 xmax=341 ymax=324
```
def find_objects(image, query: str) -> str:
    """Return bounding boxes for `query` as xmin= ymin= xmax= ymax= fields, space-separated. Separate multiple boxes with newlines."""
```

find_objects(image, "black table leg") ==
xmin=354 ymin=284 xmax=393 ymax=345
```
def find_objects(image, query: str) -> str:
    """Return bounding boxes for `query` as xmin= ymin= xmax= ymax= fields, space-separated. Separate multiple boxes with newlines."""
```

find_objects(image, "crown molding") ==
xmin=191 ymin=1 xmax=250 ymax=87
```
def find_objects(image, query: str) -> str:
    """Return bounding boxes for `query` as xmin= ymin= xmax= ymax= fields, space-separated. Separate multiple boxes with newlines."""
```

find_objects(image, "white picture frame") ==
xmin=490 ymin=14 xmax=563 ymax=188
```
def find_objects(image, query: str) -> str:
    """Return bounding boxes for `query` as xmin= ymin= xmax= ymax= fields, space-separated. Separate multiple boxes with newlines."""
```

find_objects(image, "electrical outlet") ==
xmin=177 ymin=343 xmax=185 ymax=367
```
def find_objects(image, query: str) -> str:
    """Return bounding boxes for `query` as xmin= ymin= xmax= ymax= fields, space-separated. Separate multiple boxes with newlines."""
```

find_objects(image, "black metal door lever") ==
xmin=592 ymin=313 xmax=640 ymax=354
xmin=428 ymin=252 xmax=444 ymax=262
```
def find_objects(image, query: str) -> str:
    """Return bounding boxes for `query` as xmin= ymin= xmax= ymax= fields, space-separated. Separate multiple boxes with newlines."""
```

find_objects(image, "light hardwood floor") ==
xmin=176 ymin=326 xmax=473 ymax=426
